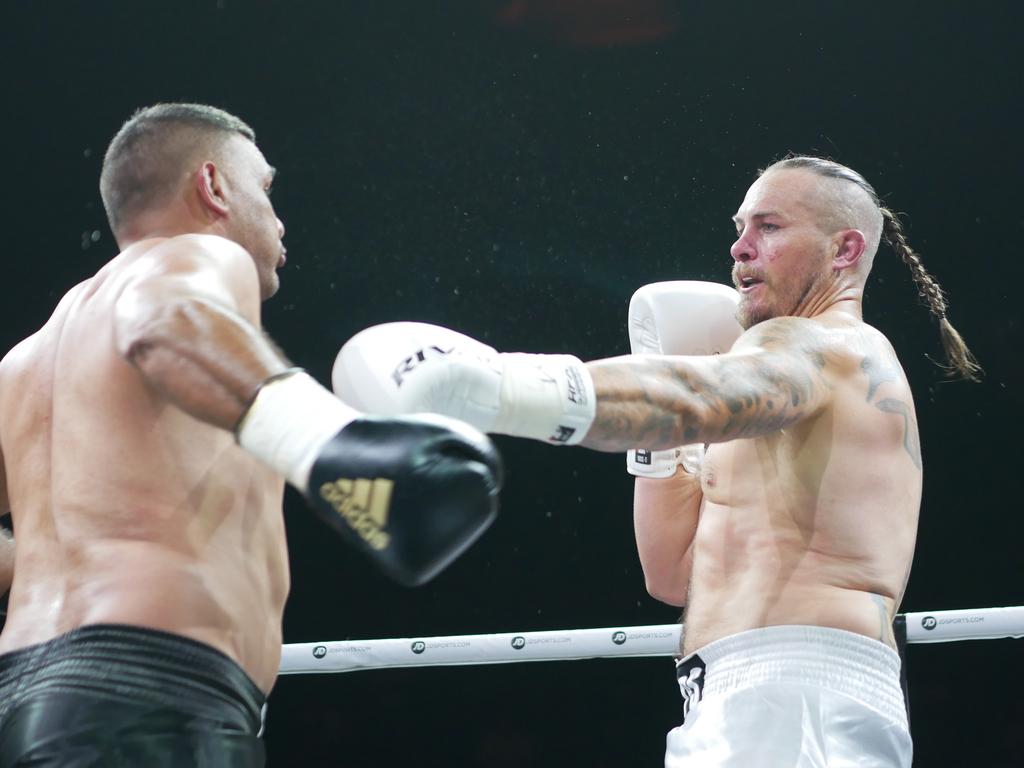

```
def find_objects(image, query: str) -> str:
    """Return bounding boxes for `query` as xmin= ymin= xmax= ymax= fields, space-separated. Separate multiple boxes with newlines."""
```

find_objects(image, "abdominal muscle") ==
xmin=681 ymin=496 xmax=898 ymax=656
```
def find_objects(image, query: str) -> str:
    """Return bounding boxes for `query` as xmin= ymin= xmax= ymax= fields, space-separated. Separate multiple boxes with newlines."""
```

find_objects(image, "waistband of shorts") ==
xmin=0 ymin=624 xmax=266 ymax=731
xmin=679 ymin=625 xmax=907 ymax=728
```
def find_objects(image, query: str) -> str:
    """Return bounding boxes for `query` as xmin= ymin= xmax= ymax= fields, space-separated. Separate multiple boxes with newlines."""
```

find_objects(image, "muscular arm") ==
xmin=113 ymin=235 xmax=289 ymax=431
xmin=582 ymin=317 xmax=841 ymax=452
xmin=634 ymin=469 xmax=702 ymax=606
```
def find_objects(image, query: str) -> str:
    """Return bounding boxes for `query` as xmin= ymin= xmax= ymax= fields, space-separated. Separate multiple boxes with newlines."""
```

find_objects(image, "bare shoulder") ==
xmin=852 ymin=323 xmax=910 ymax=387
xmin=140 ymin=234 xmax=256 ymax=282
xmin=0 ymin=279 xmax=90 ymax=379
xmin=121 ymin=234 xmax=261 ymax=320
xmin=734 ymin=315 xmax=886 ymax=382
xmin=0 ymin=336 xmax=31 ymax=379
xmin=741 ymin=317 xmax=921 ymax=468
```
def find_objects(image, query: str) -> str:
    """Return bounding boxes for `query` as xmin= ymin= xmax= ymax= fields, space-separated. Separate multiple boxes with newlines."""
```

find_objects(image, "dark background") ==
xmin=2 ymin=1 xmax=1022 ymax=765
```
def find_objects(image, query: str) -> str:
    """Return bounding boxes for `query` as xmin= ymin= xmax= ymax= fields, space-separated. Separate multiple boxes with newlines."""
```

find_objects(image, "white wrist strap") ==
xmin=492 ymin=354 xmax=596 ymax=445
xmin=237 ymin=371 xmax=359 ymax=489
xmin=627 ymin=443 xmax=705 ymax=479
xmin=627 ymin=447 xmax=682 ymax=479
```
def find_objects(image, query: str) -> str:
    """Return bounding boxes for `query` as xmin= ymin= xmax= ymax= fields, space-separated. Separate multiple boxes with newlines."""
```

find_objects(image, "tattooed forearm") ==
xmin=584 ymin=359 xmax=691 ymax=450
xmin=582 ymin=341 xmax=832 ymax=452
xmin=695 ymin=353 xmax=828 ymax=441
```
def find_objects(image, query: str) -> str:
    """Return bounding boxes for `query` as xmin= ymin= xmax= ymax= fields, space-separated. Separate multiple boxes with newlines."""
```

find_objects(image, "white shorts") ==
xmin=665 ymin=625 xmax=912 ymax=768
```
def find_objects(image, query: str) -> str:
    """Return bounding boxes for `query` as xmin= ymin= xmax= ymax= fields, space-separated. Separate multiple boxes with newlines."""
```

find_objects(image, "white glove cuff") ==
xmin=678 ymin=444 xmax=705 ymax=476
xmin=626 ymin=443 xmax=705 ymax=478
xmin=492 ymin=353 xmax=596 ymax=445
xmin=626 ymin=447 xmax=681 ymax=479
xmin=237 ymin=371 xmax=359 ymax=489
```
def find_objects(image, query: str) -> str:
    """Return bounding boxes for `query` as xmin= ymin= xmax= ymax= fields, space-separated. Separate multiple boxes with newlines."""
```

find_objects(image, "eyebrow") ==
xmin=732 ymin=210 xmax=780 ymax=226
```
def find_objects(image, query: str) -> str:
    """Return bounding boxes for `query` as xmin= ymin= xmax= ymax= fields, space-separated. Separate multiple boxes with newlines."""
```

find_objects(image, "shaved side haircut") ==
xmin=100 ymin=103 xmax=255 ymax=235
xmin=762 ymin=155 xmax=981 ymax=382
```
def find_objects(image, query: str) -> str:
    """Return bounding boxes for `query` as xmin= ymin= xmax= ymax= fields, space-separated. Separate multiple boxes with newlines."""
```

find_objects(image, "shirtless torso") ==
xmin=603 ymin=308 xmax=920 ymax=654
xmin=584 ymin=162 xmax=927 ymax=660
xmin=0 ymin=238 xmax=289 ymax=693
xmin=679 ymin=315 xmax=920 ymax=653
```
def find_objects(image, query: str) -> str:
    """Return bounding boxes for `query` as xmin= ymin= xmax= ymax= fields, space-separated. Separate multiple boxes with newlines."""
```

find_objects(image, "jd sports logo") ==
xmin=392 ymin=345 xmax=453 ymax=387
xmin=612 ymin=631 xmax=627 ymax=645
xmin=319 ymin=477 xmax=394 ymax=551
xmin=411 ymin=641 xmax=426 ymax=654
xmin=511 ymin=636 xmax=526 ymax=650
xmin=312 ymin=645 xmax=328 ymax=659
xmin=921 ymin=616 xmax=937 ymax=631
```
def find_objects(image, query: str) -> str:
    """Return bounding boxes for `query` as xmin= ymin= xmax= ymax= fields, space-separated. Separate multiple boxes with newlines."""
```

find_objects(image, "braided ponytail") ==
xmin=879 ymin=207 xmax=982 ymax=381
xmin=764 ymin=155 xmax=982 ymax=382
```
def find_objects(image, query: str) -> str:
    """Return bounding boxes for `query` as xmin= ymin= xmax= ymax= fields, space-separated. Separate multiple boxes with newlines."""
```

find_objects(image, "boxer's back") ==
xmin=0 ymin=241 xmax=289 ymax=692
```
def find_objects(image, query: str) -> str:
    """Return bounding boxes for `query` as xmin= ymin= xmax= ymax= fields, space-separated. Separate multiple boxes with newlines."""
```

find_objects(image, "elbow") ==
xmin=639 ymin=541 xmax=693 ymax=607
xmin=116 ymin=321 xmax=165 ymax=369
xmin=118 ymin=333 xmax=155 ymax=368
xmin=114 ymin=296 xmax=201 ymax=366
xmin=114 ymin=291 xmax=165 ymax=364
xmin=645 ymin=574 xmax=688 ymax=608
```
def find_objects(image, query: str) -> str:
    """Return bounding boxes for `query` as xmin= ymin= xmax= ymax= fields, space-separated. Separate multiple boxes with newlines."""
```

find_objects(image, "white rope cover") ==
xmin=279 ymin=605 xmax=1024 ymax=676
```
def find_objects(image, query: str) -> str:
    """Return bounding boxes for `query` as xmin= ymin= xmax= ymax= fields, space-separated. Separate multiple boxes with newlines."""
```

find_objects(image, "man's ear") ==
xmin=832 ymin=229 xmax=866 ymax=271
xmin=196 ymin=161 xmax=229 ymax=219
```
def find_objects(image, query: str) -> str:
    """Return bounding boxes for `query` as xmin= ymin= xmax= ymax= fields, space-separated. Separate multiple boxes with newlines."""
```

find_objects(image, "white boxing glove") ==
xmin=333 ymin=322 xmax=596 ymax=445
xmin=626 ymin=281 xmax=743 ymax=478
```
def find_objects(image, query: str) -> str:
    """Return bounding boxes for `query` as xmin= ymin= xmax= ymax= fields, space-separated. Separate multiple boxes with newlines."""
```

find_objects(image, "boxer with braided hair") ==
xmin=770 ymin=154 xmax=981 ymax=381
xmin=334 ymin=155 xmax=959 ymax=766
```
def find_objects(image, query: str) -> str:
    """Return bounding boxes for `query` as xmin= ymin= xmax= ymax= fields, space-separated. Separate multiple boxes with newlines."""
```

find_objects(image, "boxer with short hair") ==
xmin=0 ymin=103 xmax=501 ymax=767
xmin=334 ymin=156 xmax=979 ymax=767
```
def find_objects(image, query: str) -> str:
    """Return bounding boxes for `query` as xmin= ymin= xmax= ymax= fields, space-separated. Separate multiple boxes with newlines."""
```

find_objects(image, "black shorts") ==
xmin=0 ymin=624 xmax=267 ymax=767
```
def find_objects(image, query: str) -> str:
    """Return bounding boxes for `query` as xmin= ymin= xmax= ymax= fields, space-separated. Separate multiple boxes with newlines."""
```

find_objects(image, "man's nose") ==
xmin=730 ymin=234 xmax=754 ymax=263
xmin=277 ymin=218 xmax=285 ymax=239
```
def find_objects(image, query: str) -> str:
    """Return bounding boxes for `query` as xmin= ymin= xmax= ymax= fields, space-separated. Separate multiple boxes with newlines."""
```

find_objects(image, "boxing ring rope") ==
xmin=278 ymin=605 xmax=1024 ymax=675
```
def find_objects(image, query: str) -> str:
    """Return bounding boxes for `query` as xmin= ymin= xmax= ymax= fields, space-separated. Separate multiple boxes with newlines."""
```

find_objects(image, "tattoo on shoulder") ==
xmin=860 ymin=355 xmax=899 ymax=402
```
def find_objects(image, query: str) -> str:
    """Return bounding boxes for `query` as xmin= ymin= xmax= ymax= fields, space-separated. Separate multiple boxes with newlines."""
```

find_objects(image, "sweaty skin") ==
xmin=0 ymin=231 xmax=290 ymax=693
xmin=585 ymin=167 xmax=921 ymax=654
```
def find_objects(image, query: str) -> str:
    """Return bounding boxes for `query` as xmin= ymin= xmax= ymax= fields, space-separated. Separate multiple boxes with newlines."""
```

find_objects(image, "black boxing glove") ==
xmin=237 ymin=370 xmax=502 ymax=586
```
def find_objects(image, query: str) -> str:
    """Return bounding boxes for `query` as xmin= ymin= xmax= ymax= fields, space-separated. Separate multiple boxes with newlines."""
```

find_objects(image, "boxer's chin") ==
xmin=736 ymin=299 xmax=768 ymax=329
xmin=260 ymin=272 xmax=281 ymax=301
